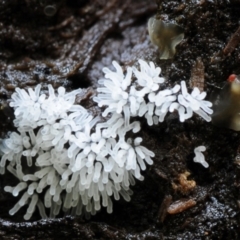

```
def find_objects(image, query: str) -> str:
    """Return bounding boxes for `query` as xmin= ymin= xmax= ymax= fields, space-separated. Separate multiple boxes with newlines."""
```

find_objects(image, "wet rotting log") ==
xmin=0 ymin=0 xmax=240 ymax=239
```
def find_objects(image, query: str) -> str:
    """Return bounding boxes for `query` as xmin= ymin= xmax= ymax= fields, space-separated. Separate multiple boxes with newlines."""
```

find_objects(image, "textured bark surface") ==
xmin=0 ymin=0 xmax=240 ymax=239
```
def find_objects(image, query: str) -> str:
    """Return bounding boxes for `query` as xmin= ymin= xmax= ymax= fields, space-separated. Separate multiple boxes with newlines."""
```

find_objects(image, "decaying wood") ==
xmin=223 ymin=26 xmax=240 ymax=56
xmin=189 ymin=57 xmax=205 ymax=92
xmin=167 ymin=199 xmax=196 ymax=214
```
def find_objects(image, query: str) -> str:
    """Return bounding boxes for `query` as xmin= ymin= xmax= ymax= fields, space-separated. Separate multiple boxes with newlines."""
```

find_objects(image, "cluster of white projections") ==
xmin=0 ymin=82 xmax=154 ymax=220
xmin=0 ymin=59 xmax=212 ymax=220
xmin=94 ymin=59 xmax=213 ymax=127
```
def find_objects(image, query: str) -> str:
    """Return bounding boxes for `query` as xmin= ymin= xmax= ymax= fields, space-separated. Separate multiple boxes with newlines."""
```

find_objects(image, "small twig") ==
xmin=223 ymin=26 xmax=240 ymax=55
xmin=157 ymin=195 xmax=172 ymax=223
xmin=167 ymin=199 xmax=196 ymax=214
xmin=210 ymin=51 xmax=226 ymax=64
xmin=154 ymin=168 xmax=168 ymax=180
xmin=95 ymin=0 xmax=118 ymax=18
xmin=48 ymin=16 xmax=74 ymax=31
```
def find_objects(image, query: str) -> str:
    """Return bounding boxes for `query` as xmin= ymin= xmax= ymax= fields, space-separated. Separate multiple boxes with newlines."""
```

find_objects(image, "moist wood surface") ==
xmin=0 ymin=1 xmax=240 ymax=239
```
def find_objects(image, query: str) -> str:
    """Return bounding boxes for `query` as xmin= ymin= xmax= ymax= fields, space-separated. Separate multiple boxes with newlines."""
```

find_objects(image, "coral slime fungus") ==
xmin=0 ymin=59 xmax=213 ymax=220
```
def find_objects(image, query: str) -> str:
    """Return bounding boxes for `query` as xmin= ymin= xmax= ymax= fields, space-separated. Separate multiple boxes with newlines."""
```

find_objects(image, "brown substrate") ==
xmin=0 ymin=0 xmax=240 ymax=239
